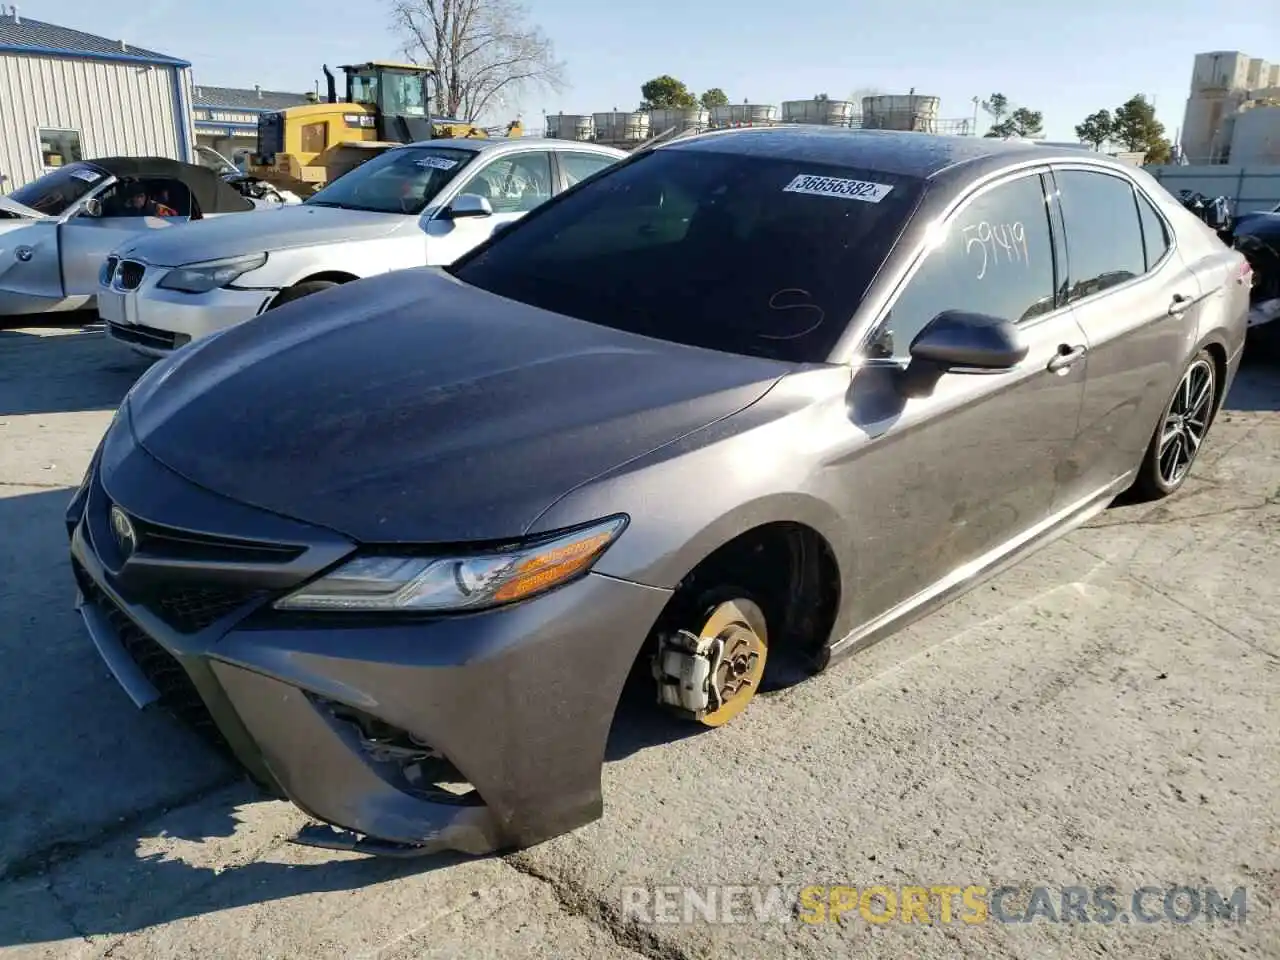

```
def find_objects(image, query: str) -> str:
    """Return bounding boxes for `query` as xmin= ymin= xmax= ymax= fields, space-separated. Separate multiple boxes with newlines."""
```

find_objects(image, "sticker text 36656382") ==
xmin=782 ymin=174 xmax=894 ymax=203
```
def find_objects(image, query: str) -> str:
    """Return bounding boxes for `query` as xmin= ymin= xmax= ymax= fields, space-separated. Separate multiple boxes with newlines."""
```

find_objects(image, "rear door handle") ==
xmin=1047 ymin=344 xmax=1087 ymax=373
xmin=1168 ymin=293 xmax=1193 ymax=316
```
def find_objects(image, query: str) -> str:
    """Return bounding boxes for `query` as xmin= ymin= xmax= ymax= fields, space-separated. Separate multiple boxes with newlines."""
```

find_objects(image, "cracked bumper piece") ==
xmin=67 ymin=436 xmax=671 ymax=854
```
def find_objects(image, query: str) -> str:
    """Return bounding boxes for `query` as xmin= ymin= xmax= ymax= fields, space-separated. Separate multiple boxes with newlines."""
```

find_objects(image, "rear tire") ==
xmin=269 ymin=280 xmax=339 ymax=309
xmin=1129 ymin=349 xmax=1217 ymax=501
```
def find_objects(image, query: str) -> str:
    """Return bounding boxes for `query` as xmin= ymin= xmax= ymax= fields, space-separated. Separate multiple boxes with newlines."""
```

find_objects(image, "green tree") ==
xmin=1074 ymin=109 xmax=1114 ymax=150
xmin=980 ymin=92 xmax=1009 ymax=136
xmin=700 ymin=87 xmax=729 ymax=108
xmin=1112 ymin=94 xmax=1168 ymax=158
xmin=640 ymin=75 xmax=697 ymax=109
xmin=987 ymin=106 xmax=1044 ymax=139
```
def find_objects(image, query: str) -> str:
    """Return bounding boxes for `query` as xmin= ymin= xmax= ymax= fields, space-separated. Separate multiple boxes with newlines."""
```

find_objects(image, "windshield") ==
xmin=449 ymin=148 xmax=925 ymax=362
xmin=4 ymin=162 xmax=108 ymax=217
xmin=303 ymin=146 xmax=476 ymax=215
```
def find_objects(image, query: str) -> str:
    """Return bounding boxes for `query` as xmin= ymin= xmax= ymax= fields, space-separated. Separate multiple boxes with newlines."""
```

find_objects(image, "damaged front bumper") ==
xmin=67 ymin=425 xmax=671 ymax=857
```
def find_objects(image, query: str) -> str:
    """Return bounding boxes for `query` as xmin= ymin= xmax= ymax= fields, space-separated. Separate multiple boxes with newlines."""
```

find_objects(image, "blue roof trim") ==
xmin=0 ymin=42 xmax=190 ymax=68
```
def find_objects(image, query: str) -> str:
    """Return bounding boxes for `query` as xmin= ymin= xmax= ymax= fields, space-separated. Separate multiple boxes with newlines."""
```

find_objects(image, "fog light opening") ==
xmin=317 ymin=698 xmax=483 ymax=806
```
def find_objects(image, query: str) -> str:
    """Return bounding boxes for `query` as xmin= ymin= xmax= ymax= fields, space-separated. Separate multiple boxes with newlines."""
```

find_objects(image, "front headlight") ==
xmin=273 ymin=515 xmax=628 ymax=613
xmin=157 ymin=253 xmax=268 ymax=294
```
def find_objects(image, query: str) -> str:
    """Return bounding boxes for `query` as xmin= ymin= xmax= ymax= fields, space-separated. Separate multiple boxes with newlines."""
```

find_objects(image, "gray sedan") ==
xmin=67 ymin=127 xmax=1249 ymax=858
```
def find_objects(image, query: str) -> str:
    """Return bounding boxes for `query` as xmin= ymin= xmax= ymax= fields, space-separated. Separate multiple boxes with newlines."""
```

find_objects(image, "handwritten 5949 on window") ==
xmin=879 ymin=173 xmax=1056 ymax=359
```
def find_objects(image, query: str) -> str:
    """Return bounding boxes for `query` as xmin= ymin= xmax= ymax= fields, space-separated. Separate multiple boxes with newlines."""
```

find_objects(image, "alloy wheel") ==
xmin=1157 ymin=358 xmax=1215 ymax=487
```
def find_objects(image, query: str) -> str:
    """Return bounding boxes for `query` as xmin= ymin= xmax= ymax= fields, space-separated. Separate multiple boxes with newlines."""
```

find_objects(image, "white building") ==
xmin=1180 ymin=51 xmax=1280 ymax=164
xmin=0 ymin=8 xmax=195 ymax=191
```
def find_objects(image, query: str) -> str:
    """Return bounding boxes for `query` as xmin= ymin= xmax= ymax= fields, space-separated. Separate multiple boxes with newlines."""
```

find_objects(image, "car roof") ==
xmin=658 ymin=126 xmax=1102 ymax=181
xmin=397 ymin=137 xmax=628 ymax=157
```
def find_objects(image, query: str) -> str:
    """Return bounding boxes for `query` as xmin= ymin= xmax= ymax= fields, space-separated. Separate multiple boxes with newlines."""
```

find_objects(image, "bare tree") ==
xmin=390 ymin=0 xmax=567 ymax=122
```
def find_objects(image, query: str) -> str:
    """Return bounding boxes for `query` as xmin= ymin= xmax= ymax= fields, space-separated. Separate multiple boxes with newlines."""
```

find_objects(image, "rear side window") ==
xmin=559 ymin=151 xmax=617 ymax=187
xmin=1055 ymin=170 xmax=1147 ymax=301
xmin=451 ymin=148 xmax=925 ymax=362
xmin=873 ymin=173 xmax=1056 ymax=359
xmin=1136 ymin=191 xmax=1170 ymax=271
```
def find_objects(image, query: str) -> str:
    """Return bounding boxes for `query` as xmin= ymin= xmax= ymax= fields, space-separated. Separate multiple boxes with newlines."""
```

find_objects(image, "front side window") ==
xmin=450 ymin=148 xmax=924 ymax=362
xmin=5 ymin=161 xmax=105 ymax=217
xmin=873 ymin=173 xmax=1056 ymax=359
xmin=38 ymin=128 xmax=83 ymax=168
xmin=1055 ymin=169 xmax=1147 ymax=301
xmin=97 ymin=177 xmax=192 ymax=218
xmin=304 ymin=145 xmax=476 ymax=215
xmin=462 ymin=153 xmax=554 ymax=214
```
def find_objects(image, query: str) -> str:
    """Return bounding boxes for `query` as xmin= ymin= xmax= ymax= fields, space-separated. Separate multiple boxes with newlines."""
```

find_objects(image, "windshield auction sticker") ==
xmin=415 ymin=156 xmax=459 ymax=171
xmin=782 ymin=174 xmax=893 ymax=203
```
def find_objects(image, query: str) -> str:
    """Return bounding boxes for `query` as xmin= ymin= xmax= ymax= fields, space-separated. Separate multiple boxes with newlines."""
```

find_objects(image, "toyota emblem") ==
xmin=109 ymin=505 xmax=137 ymax=559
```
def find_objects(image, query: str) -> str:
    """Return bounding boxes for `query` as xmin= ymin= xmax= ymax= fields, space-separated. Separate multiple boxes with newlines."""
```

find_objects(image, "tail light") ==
xmin=1237 ymin=259 xmax=1253 ymax=286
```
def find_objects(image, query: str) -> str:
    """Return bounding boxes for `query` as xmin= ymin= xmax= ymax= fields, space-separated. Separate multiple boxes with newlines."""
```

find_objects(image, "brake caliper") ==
xmin=652 ymin=628 xmax=727 ymax=719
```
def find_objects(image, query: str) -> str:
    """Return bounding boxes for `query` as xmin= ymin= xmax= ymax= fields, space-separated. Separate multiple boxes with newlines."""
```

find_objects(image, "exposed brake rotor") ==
xmin=652 ymin=598 xmax=768 ymax=727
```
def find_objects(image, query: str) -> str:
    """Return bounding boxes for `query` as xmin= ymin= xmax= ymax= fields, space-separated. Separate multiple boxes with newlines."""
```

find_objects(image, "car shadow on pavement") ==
xmin=0 ymin=317 xmax=149 ymax=416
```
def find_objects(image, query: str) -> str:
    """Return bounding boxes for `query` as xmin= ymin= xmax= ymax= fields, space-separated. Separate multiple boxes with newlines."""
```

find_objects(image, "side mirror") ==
xmin=443 ymin=193 xmax=493 ymax=220
xmin=82 ymin=197 xmax=103 ymax=218
xmin=900 ymin=310 xmax=1027 ymax=396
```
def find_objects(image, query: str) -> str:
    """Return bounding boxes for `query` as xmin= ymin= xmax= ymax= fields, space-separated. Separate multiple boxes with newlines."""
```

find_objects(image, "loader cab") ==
xmin=340 ymin=61 xmax=435 ymax=143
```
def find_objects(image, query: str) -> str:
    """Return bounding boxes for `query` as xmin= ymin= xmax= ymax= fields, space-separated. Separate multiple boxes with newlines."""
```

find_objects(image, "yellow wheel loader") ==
xmin=246 ymin=61 xmax=523 ymax=195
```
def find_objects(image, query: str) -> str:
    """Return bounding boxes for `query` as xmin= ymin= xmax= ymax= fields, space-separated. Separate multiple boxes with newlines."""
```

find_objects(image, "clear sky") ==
xmin=48 ymin=0 xmax=1280 ymax=141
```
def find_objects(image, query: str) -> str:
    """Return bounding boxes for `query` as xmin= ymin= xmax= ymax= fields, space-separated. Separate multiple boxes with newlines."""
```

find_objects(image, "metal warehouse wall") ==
xmin=1146 ymin=164 xmax=1280 ymax=213
xmin=0 ymin=53 xmax=194 ymax=189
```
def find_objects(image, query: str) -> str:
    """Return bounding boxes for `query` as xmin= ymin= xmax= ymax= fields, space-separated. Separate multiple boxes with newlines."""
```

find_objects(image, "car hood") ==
xmin=115 ymin=203 xmax=409 ymax=266
xmin=128 ymin=268 xmax=788 ymax=543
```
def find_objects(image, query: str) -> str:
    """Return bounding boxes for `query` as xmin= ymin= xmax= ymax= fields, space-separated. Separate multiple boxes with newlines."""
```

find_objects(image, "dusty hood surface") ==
xmin=114 ymin=203 xmax=411 ymax=266
xmin=128 ymin=268 xmax=787 ymax=543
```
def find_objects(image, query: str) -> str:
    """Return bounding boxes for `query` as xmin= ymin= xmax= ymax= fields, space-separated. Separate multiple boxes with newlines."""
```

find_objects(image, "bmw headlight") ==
xmin=157 ymin=253 xmax=268 ymax=294
xmin=274 ymin=516 xmax=628 ymax=613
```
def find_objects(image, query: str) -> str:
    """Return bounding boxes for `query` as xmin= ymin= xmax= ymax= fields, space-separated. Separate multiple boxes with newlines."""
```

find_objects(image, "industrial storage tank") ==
xmin=647 ymin=107 xmax=709 ymax=135
xmin=709 ymin=103 xmax=778 ymax=128
xmin=592 ymin=111 xmax=651 ymax=143
xmin=544 ymin=113 xmax=594 ymax=141
xmin=780 ymin=99 xmax=858 ymax=127
xmin=861 ymin=94 xmax=941 ymax=132
xmin=1228 ymin=104 xmax=1280 ymax=164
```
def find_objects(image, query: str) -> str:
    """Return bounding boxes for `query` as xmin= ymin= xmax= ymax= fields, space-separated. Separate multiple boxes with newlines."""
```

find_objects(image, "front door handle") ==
xmin=1168 ymin=293 xmax=1193 ymax=316
xmin=1047 ymin=344 xmax=1087 ymax=374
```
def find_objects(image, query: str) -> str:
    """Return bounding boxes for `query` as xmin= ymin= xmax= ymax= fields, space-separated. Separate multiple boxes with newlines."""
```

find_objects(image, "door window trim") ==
xmin=1046 ymin=163 xmax=1179 ymax=310
xmin=858 ymin=165 xmax=1066 ymax=363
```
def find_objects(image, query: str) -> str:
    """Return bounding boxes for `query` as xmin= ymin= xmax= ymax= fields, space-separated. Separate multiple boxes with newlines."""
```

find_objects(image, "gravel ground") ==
xmin=0 ymin=317 xmax=1277 ymax=959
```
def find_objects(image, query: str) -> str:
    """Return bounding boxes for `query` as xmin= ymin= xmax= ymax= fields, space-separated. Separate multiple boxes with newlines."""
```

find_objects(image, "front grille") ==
xmin=132 ymin=516 xmax=304 ymax=565
xmin=146 ymin=585 xmax=265 ymax=634
xmin=101 ymin=255 xmax=119 ymax=286
xmin=117 ymin=260 xmax=146 ymax=290
xmin=106 ymin=320 xmax=181 ymax=352
xmin=75 ymin=566 xmax=227 ymax=751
